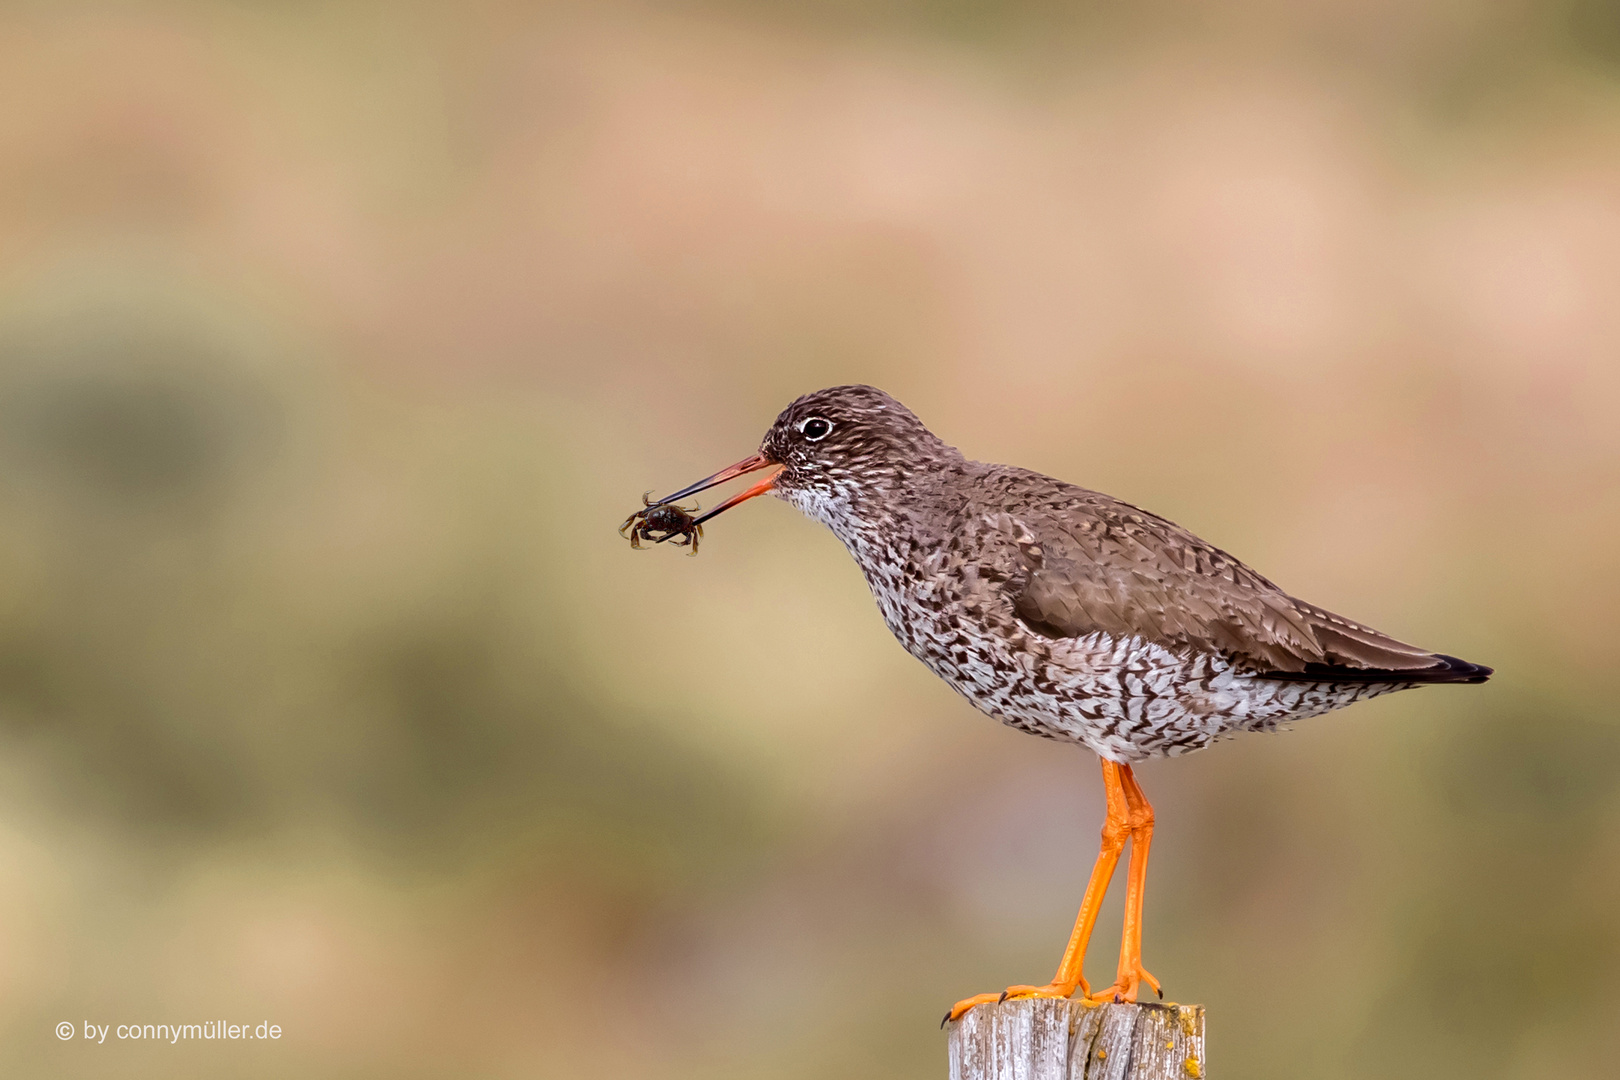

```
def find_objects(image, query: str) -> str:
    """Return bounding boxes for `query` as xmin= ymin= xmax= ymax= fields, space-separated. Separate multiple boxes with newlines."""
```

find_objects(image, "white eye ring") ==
xmin=799 ymin=416 xmax=833 ymax=441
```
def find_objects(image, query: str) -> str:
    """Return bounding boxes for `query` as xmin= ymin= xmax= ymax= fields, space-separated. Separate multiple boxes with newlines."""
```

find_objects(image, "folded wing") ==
xmin=996 ymin=485 xmax=1490 ymax=685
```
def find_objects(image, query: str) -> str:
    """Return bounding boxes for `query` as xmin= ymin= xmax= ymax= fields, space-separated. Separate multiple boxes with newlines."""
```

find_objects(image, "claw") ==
xmin=943 ymin=991 xmax=1012 ymax=1025
xmin=1140 ymin=966 xmax=1162 ymax=998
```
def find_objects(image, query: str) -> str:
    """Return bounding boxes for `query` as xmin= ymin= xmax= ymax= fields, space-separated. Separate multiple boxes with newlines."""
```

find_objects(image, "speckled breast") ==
xmin=862 ymin=562 xmax=1404 ymax=763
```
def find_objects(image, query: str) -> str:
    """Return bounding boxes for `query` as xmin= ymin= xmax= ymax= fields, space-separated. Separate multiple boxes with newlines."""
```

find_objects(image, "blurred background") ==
xmin=1 ymin=1 xmax=1617 ymax=1077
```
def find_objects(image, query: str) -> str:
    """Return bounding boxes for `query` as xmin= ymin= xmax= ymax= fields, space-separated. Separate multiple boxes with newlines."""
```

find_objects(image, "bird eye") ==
xmin=800 ymin=417 xmax=832 ymax=441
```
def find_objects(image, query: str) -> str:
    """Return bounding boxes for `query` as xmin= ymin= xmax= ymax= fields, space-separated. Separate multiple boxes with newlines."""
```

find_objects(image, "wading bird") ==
xmin=644 ymin=385 xmax=1490 ymax=1023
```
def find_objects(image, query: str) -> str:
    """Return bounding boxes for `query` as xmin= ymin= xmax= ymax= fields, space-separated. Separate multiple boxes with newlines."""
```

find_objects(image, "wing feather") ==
xmin=977 ymin=469 xmax=1488 ymax=683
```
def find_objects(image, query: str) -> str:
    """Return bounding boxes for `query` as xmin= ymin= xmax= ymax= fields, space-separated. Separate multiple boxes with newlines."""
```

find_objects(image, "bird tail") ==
xmin=1263 ymin=600 xmax=1493 ymax=684
xmin=1263 ymin=652 xmax=1492 ymax=684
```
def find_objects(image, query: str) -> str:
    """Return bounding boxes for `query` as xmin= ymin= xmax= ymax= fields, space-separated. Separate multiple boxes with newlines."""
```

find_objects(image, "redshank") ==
xmin=646 ymin=384 xmax=1490 ymax=1023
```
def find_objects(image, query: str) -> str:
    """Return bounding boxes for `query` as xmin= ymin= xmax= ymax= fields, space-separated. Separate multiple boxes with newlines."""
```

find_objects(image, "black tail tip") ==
xmin=1433 ymin=654 xmax=1493 ymax=683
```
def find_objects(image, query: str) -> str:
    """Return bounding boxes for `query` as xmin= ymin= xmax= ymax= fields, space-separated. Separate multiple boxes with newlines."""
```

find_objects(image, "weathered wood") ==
xmin=948 ymin=999 xmax=1206 ymax=1080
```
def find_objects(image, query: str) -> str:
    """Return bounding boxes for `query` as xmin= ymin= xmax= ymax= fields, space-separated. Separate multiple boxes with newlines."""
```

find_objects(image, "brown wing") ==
xmin=989 ymin=478 xmax=1488 ymax=683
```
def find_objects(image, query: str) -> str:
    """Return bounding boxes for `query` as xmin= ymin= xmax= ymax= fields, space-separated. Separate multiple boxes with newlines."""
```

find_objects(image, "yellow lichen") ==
xmin=1184 ymin=1054 xmax=1201 ymax=1077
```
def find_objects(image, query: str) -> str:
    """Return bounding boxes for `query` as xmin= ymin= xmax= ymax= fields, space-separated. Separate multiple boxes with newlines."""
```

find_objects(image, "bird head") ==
xmin=650 ymin=385 xmax=953 ymax=534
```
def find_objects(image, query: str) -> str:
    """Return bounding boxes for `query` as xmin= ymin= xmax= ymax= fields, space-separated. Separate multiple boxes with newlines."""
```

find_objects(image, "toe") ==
xmin=945 ymin=983 xmax=1081 ymax=1025
xmin=1001 ymin=983 xmax=1081 ymax=1004
xmin=944 ymin=992 xmax=1006 ymax=1025
xmin=997 ymin=984 xmax=1046 ymax=1002
xmin=1082 ymin=983 xmax=1125 ymax=1005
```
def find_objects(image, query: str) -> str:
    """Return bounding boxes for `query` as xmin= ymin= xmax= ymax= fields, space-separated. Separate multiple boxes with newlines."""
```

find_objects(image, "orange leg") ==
xmin=944 ymin=759 xmax=1133 ymax=1024
xmin=1085 ymin=763 xmax=1161 ymax=1003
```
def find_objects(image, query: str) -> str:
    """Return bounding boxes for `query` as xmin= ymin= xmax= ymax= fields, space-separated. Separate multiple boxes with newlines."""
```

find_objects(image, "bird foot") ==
xmin=942 ymin=982 xmax=1086 ymax=1026
xmin=1082 ymin=964 xmax=1161 ymax=1005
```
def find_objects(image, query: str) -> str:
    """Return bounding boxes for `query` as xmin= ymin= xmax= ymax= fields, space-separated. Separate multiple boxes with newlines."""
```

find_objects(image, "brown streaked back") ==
xmin=977 ymin=465 xmax=1490 ymax=684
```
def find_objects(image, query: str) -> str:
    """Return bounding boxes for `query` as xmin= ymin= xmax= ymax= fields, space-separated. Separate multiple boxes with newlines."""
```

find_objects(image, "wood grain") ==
xmin=948 ymin=999 xmax=1205 ymax=1080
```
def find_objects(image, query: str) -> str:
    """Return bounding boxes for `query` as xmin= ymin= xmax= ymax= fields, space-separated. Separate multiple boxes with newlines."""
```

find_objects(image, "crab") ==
xmin=619 ymin=492 xmax=703 ymax=554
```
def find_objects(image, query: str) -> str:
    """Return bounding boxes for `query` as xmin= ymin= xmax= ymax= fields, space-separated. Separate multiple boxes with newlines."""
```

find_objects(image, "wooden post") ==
xmin=948 ymin=999 xmax=1206 ymax=1080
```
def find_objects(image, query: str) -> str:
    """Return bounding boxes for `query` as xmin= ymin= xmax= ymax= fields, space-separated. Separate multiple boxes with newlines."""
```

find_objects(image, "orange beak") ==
xmin=655 ymin=453 xmax=783 ymax=531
